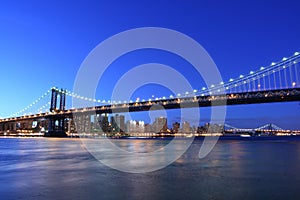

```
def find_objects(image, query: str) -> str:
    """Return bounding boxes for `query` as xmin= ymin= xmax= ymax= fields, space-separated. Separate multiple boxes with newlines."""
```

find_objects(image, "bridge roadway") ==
xmin=0 ymin=88 xmax=300 ymax=135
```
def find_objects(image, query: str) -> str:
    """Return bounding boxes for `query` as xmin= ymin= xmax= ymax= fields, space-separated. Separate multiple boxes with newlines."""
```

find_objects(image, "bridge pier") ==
xmin=45 ymin=117 xmax=67 ymax=137
xmin=45 ymin=88 xmax=67 ymax=137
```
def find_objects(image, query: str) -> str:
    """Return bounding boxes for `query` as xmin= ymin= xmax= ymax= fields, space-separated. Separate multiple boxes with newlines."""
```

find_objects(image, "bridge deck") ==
xmin=0 ymin=88 xmax=299 ymax=124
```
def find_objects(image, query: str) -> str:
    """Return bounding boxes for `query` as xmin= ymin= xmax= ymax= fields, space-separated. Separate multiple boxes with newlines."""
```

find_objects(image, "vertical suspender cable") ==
xmin=278 ymin=68 xmax=282 ymax=89
xmin=263 ymin=74 xmax=266 ymax=91
xmin=295 ymin=59 xmax=299 ymax=86
xmin=284 ymin=65 xmax=288 ymax=88
xmin=289 ymin=61 xmax=293 ymax=87
xmin=268 ymin=71 xmax=271 ymax=90
xmin=273 ymin=71 xmax=277 ymax=89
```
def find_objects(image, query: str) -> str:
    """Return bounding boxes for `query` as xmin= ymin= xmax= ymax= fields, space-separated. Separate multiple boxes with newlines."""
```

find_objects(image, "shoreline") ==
xmin=1 ymin=134 xmax=300 ymax=140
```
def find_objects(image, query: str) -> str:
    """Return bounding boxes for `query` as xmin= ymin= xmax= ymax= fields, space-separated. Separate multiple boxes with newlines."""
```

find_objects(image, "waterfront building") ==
xmin=111 ymin=114 xmax=125 ymax=132
xmin=126 ymin=120 xmax=145 ymax=133
xmin=99 ymin=113 xmax=109 ymax=132
xmin=182 ymin=121 xmax=191 ymax=133
xmin=172 ymin=122 xmax=180 ymax=133
xmin=152 ymin=117 xmax=168 ymax=133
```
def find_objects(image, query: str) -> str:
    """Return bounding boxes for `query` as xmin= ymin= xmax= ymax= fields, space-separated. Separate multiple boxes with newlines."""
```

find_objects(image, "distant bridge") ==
xmin=223 ymin=123 xmax=299 ymax=135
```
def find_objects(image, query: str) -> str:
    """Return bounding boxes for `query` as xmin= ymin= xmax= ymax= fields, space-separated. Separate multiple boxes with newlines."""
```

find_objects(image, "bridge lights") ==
xmin=292 ymin=82 xmax=296 ymax=87
xmin=294 ymin=52 xmax=299 ymax=56
xmin=282 ymin=57 xmax=287 ymax=61
xmin=202 ymin=87 xmax=206 ymax=90
xmin=239 ymin=75 xmax=244 ymax=78
xmin=250 ymin=71 xmax=254 ymax=74
xmin=271 ymin=62 xmax=276 ymax=66
xmin=229 ymin=78 xmax=234 ymax=82
xmin=260 ymin=67 xmax=265 ymax=70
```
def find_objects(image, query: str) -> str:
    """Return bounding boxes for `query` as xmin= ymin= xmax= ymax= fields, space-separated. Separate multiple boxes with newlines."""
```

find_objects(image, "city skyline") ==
xmin=88 ymin=113 xmax=299 ymax=134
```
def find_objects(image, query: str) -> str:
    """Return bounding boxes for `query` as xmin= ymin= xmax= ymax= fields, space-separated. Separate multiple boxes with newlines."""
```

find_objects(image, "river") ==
xmin=1 ymin=137 xmax=300 ymax=200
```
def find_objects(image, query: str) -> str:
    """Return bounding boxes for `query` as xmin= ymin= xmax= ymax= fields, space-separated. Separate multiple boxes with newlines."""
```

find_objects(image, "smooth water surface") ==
xmin=1 ymin=137 xmax=300 ymax=200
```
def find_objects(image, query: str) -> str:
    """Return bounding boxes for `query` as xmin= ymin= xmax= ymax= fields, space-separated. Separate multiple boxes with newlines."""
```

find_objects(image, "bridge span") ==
xmin=0 ymin=87 xmax=299 ymax=136
xmin=0 ymin=52 xmax=300 ymax=136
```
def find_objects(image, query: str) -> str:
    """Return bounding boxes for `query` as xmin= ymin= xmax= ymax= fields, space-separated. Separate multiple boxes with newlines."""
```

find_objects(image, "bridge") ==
xmin=0 ymin=52 xmax=300 ymax=136
xmin=223 ymin=123 xmax=299 ymax=136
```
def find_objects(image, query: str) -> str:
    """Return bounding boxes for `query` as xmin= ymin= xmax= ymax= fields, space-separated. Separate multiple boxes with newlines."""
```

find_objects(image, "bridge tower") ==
xmin=50 ymin=88 xmax=66 ymax=112
xmin=46 ymin=88 xmax=67 ymax=137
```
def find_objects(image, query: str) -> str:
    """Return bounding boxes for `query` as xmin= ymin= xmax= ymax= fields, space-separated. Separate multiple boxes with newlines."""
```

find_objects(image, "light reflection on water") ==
xmin=0 ymin=137 xmax=300 ymax=200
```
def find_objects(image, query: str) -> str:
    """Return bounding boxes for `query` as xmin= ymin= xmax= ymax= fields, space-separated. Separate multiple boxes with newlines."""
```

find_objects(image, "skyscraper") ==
xmin=111 ymin=114 xmax=125 ymax=132
xmin=152 ymin=117 xmax=168 ymax=133
xmin=182 ymin=121 xmax=191 ymax=133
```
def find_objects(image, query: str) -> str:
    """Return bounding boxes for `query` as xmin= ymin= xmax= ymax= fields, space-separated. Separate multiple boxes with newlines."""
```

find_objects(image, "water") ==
xmin=1 ymin=137 xmax=300 ymax=200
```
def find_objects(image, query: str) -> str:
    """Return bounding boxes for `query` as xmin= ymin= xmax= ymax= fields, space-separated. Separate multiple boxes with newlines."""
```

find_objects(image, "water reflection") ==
xmin=0 ymin=137 xmax=300 ymax=200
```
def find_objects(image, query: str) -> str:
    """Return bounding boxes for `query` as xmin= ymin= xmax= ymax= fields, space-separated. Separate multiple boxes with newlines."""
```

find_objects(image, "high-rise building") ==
xmin=144 ymin=123 xmax=151 ymax=133
xmin=98 ymin=113 xmax=109 ymax=132
xmin=126 ymin=120 xmax=145 ymax=133
xmin=152 ymin=117 xmax=168 ymax=133
xmin=126 ymin=120 xmax=136 ymax=133
xmin=137 ymin=121 xmax=145 ymax=133
xmin=182 ymin=121 xmax=191 ymax=133
xmin=111 ymin=114 xmax=125 ymax=132
xmin=172 ymin=122 xmax=180 ymax=133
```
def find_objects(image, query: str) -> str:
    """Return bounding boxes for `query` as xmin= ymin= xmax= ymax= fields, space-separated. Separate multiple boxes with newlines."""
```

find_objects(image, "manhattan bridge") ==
xmin=0 ymin=52 xmax=300 ymax=137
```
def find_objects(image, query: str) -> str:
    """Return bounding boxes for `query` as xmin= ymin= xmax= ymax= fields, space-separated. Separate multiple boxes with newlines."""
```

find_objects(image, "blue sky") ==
xmin=0 ymin=0 xmax=300 ymax=129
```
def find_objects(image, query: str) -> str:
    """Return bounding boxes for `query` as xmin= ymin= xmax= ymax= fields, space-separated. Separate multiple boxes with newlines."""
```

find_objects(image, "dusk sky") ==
xmin=0 ymin=0 xmax=300 ymax=129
